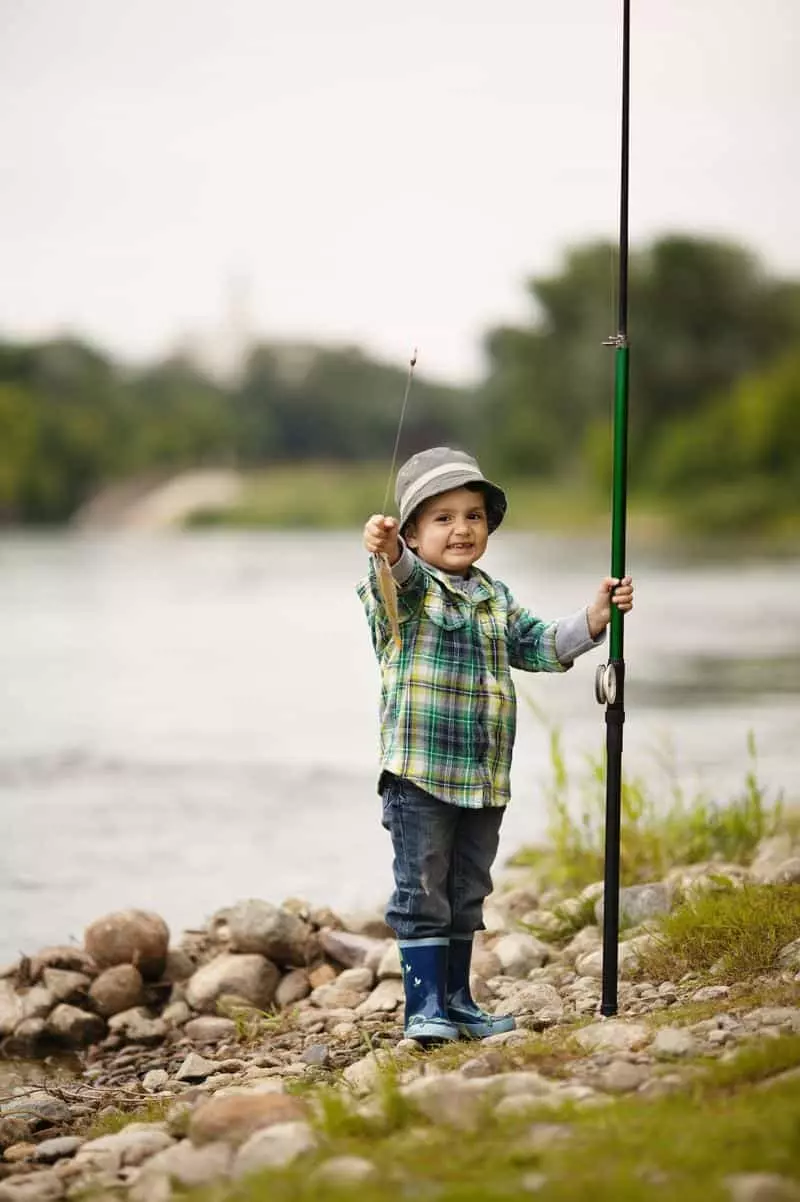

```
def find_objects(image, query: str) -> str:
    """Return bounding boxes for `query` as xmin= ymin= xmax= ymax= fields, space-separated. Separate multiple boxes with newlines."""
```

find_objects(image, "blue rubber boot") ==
xmin=447 ymin=934 xmax=516 ymax=1039
xmin=398 ymin=938 xmax=460 ymax=1045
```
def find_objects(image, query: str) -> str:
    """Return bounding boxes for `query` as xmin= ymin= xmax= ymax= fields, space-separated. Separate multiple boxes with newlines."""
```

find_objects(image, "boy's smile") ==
xmin=404 ymin=486 xmax=489 ymax=576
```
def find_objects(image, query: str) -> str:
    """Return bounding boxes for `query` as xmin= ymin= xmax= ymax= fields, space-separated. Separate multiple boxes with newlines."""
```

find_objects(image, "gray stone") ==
xmin=691 ymin=985 xmax=730 ymax=1003
xmin=31 ymin=1137 xmax=83 ymax=1163
xmin=176 ymin=1052 xmax=219 ymax=1082
xmin=376 ymin=941 xmax=402 ymax=979
xmin=84 ymin=909 xmax=170 ymax=980
xmin=777 ymin=938 xmax=800 ymax=971
xmin=0 ymin=1170 xmax=66 ymax=1200
xmin=129 ymin=1138 xmax=232 ymax=1199
xmin=356 ymin=978 xmax=404 ymax=1015
xmin=232 ymin=1120 xmax=317 ymax=1177
xmin=18 ymin=986 xmax=55 ymax=1022
xmin=743 ymin=1007 xmax=800 ymax=1033
xmin=312 ymin=1155 xmax=376 ymax=1185
xmin=724 ymin=1173 xmax=800 ymax=1202
xmin=651 ymin=1026 xmax=697 ymax=1057
xmin=574 ymin=1020 xmax=649 ymax=1053
xmin=595 ymin=881 xmax=673 ymax=927
xmin=189 ymin=1093 xmax=306 ymax=1147
xmin=598 ymin=1060 xmax=650 ymax=1093
xmin=492 ymin=933 xmax=550 ymax=978
xmin=183 ymin=1015 xmax=238 ymax=1043
xmin=0 ymin=981 xmax=23 ymax=1036
xmin=301 ymin=1043 xmax=329 ymax=1067
xmin=107 ymin=1006 xmax=166 ymax=1044
xmin=185 ymin=953 xmax=279 ymax=1013
xmin=562 ymin=925 xmax=602 ymax=964
xmin=2 ymin=1018 xmax=47 ymax=1058
xmin=40 ymin=969 xmax=90 ymax=1005
xmin=0 ymin=1093 xmax=72 ymax=1127
xmin=142 ymin=1069 xmax=170 ymax=1093
xmin=749 ymin=834 xmax=797 ymax=881
xmin=45 ymin=1003 xmax=105 ymax=1048
xmin=274 ymin=968 xmax=311 ymax=1007
xmin=76 ymin=1124 xmax=173 ymax=1171
xmin=342 ymin=1053 xmax=385 ymax=1095
xmin=317 ymin=928 xmax=385 ymax=968
xmin=162 ymin=999 xmax=192 ymax=1027
xmin=336 ymin=966 xmax=374 ymax=992
xmin=502 ymin=982 xmax=563 ymax=1019
xmin=0 ymin=1116 xmax=33 ymax=1149
xmin=226 ymin=899 xmax=310 ymax=966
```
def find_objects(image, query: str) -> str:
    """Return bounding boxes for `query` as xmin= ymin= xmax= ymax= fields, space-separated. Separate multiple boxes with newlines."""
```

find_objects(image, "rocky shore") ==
xmin=1 ymin=834 xmax=799 ymax=1202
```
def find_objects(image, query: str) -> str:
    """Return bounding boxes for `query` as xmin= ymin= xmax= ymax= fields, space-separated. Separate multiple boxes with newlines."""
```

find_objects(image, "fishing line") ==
xmin=380 ymin=349 xmax=418 ymax=516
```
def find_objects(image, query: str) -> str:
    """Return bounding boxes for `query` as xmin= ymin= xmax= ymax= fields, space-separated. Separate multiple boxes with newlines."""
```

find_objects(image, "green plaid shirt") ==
xmin=357 ymin=548 xmax=600 ymax=809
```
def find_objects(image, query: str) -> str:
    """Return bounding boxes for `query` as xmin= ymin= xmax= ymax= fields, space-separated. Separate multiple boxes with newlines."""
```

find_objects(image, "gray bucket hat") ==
xmin=395 ymin=447 xmax=507 ymax=533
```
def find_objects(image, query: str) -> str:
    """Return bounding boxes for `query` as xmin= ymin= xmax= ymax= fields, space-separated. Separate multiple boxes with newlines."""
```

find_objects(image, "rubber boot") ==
xmin=398 ymin=938 xmax=460 ymax=1044
xmin=447 ymin=934 xmax=516 ymax=1039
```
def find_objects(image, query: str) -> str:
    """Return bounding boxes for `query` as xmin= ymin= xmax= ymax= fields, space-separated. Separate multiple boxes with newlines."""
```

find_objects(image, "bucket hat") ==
xmin=395 ymin=447 xmax=507 ymax=533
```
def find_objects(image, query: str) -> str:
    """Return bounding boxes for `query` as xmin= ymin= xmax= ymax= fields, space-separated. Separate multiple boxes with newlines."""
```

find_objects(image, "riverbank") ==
xmin=1 ymin=826 xmax=799 ymax=1201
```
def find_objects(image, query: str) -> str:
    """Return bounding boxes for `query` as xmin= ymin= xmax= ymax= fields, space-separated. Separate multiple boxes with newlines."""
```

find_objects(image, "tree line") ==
xmin=0 ymin=233 xmax=797 ymax=529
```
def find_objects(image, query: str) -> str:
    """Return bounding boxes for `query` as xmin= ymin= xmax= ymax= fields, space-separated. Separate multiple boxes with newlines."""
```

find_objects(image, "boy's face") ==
xmin=404 ymin=486 xmax=489 ymax=576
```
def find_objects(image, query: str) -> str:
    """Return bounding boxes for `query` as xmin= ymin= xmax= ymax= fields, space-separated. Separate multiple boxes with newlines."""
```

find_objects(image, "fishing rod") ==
xmin=594 ymin=0 xmax=631 ymax=1017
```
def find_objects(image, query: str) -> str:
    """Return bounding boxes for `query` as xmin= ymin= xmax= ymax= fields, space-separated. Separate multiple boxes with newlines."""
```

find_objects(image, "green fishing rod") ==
xmin=594 ymin=0 xmax=631 ymax=1017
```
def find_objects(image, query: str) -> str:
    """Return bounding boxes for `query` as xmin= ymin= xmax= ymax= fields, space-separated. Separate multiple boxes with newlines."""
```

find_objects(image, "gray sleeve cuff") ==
xmin=555 ymin=607 xmax=606 ymax=665
xmin=390 ymin=540 xmax=417 ymax=585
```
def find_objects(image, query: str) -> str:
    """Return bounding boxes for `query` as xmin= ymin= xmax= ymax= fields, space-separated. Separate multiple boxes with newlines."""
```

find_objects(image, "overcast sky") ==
xmin=1 ymin=0 xmax=798 ymax=381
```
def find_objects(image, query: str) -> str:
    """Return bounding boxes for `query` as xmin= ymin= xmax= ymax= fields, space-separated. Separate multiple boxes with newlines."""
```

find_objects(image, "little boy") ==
xmin=358 ymin=447 xmax=633 ymax=1043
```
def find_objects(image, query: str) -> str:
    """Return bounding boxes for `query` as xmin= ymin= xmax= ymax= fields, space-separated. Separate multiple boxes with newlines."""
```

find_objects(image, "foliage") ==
xmin=509 ymin=719 xmax=783 ymax=892
xmin=635 ymin=882 xmax=800 ymax=984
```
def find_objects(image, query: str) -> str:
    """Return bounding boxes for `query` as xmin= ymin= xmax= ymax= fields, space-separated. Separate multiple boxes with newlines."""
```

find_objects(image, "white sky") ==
xmin=1 ymin=0 xmax=798 ymax=382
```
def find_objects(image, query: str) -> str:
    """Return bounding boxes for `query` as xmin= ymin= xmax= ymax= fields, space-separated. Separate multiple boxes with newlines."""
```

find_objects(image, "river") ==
xmin=1 ymin=531 xmax=798 ymax=966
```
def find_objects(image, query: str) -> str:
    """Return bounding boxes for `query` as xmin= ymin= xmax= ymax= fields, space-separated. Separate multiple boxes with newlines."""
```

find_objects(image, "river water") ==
xmin=1 ymin=531 xmax=798 ymax=966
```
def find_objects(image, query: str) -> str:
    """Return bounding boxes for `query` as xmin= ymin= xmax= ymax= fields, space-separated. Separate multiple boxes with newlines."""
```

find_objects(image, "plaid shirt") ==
xmin=357 ymin=549 xmax=599 ymax=809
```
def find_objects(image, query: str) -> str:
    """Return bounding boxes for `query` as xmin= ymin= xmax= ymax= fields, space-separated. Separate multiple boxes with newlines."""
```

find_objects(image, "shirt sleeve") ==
xmin=504 ymin=587 xmax=604 ymax=672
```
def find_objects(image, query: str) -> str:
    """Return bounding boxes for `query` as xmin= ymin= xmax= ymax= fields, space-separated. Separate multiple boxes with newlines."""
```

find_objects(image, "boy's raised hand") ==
xmin=587 ymin=576 xmax=634 ymax=638
xmin=363 ymin=515 xmax=401 ymax=564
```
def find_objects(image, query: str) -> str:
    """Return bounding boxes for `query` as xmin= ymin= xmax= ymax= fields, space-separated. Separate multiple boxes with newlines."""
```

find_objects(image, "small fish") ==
xmin=374 ymin=551 xmax=401 ymax=650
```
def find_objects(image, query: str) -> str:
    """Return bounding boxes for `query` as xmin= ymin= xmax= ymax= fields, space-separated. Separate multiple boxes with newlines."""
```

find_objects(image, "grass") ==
xmin=508 ymin=722 xmax=785 ymax=894
xmin=633 ymin=882 xmax=800 ymax=985
xmin=173 ymin=1036 xmax=800 ymax=1202
xmin=80 ymin=1096 xmax=174 ymax=1139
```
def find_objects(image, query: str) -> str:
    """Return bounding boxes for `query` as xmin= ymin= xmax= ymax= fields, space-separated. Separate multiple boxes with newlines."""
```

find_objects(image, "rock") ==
xmin=45 ymin=1003 xmax=105 ymax=1048
xmin=502 ymin=982 xmax=563 ymax=1019
xmin=0 ymin=982 xmax=23 ymax=1036
xmin=189 ymin=1093 xmax=306 ymax=1147
xmin=312 ymin=1155 xmax=377 ymax=1185
xmin=275 ymin=969 xmax=311 ymax=1007
xmin=691 ymin=985 xmax=730 ymax=1003
xmin=185 ymin=953 xmax=279 ymax=1013
xmin=760 ymin=857 xmax=800 ymax=885
xmin=651 ymin=1026 xmax=697 ymax=1057
xmin=84 ymin=910 xmax=170 ymax=981
xmin=595 ymin=881 xmax=673 ymax=927
xmin=574 ymin=1020 xmax=649 ymax=1053
xmin=39 ymin=970 xmax=90 ymax=1005
xmin=743 ymin=1008 xmax=800 ymax=1033
xmin=162 ymin=948 xmax=196 ymax=983
xmin=0 ymin=1169 xmax=66 ymax=1200
xmin=749 ymin=834 xmax=796 ymax=881
xmin=356 ymin=979 xmax=404 ymax=1015
xmin=597 ymin=1060 xmax=649 ymax=1093
xmin=226 ymin=899 xmax=310 ymax=966
xmin=778 ymin=938 xmax=800 ymax=972
xmin=0 ymin=1118 xmax=33 ymax=1150
xmin=724 ymin=1173 xmax=800 ymax=1202
xmin=376 ymin=942 xmax=402 ymax=979
xmin=563 ymin=926 xmax=601 ymax=964
xmin=107 ymin=1007 xmax=166 ymax=1044
xmin=340 ymin=911 xmax=394 ymax=939
xmin=3 ymin=1142 xmax=36 ymax=1162
xmin=310 ymin=983 xmax=367 ymax=1010
xmin=88 ymin=964 xmax=144 ymax=1017
xmin=575 ymin=935 xmax=655 ymax=981
xmin=129 ymin=1139 xmax=232 ymax=1199
xmin=176 ymin=1052 xmax=219 ymax=1082
xmin=2 ymin=1018 xmax=48 ymax=1058
xmin=232 ymin=1121 xmax=317 ymax=1177
xmin=18 ymin=987 xmax=55 ymax=1023
xmin=76 ymin=1124 xmax=173 ymax=1170
xmin=317 ymin=928 xmax=385 ymax=968
xmin=308 ymin=963 xmax=337 ymax=988
xmin=492 ymin=933 xmax=550 ymax=978
xmin=301 ymin=1043 xmax=329 ymax=1067
xmin=28 ymin=946 xmax=94 ymax=981
xmin=491 ymin=886 xmax=541 ymax=918
xmin=31 ymin=1137 xmax=83 ymax=1164
xmin=471 ymin=948 xmax=502 ymax=979
xmin=0 ymin=1093 xmax=72 ymax=1128
xmin=342 ymin=1053 xmax=384 ymax=1095
xmin=162 ymin=999 xmax=192 ymax=1027
xmin=336 ymin=966 xmax=374 ymax=991
xmin=142 ymin=1069 xmax=170 ymax=1093
xmin=183 ymin=1015 xmax=238 ymax=1043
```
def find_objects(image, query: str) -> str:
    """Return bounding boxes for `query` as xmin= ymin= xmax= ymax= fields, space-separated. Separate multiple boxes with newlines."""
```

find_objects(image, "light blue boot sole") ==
xmin=405 ymin=1018 xmax=461 ymax=1044
xmin=452 ymin=1013 xmax=516 ymax=1040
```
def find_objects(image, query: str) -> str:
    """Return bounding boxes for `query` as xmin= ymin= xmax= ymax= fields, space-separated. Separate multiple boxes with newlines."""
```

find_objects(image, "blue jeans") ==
xmin=381 ymin=774 xmax=505 ymax=940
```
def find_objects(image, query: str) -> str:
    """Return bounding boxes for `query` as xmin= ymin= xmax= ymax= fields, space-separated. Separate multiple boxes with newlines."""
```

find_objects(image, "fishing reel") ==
xmin=594 ymin=662 xmax=618 ymax=706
